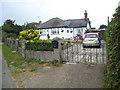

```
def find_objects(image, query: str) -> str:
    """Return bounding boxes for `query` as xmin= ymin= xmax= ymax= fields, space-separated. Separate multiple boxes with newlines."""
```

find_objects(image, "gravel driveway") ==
xmin=22 ymin=64 xmax=105 ymax=88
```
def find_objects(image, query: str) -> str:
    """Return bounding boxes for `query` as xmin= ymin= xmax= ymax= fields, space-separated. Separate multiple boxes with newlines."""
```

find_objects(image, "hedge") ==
xmin=104 ymin=6 xmax=120 ymax=88
xmin=25 ymin=40 xmax=53 ymax=51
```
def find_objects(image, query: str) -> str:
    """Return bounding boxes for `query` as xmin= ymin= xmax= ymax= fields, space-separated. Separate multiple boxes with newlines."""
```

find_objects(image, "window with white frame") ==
xmin=51 ymin=28 xmax=59 ymax=34
xmin=67 ymin=30 xmax=69 ymax=33
xmin=40 ymin=29 xmax=46 ymax=36
xmin=61 ymin=29 xmax=64 ymax=33
xmin=70 ymin=31 xmax=73 ymax=33
xmin=77 ymin=28 xmax=83 ymax=33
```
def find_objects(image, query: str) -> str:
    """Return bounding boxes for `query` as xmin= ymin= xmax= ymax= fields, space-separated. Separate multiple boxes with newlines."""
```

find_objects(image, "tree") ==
xmin=2 ymin=19 xmax=22 ymax=39
xmin=99 ymin=24 xmax=107 ymax=29
xmin=2 ymin=19 xmax=22 ymax=35
xmin=14 ymin=24 xmax=22 ymax=35
xmin=22 ymin=23 xmax=36 ymax=30
xmin=4 ymin=19 xmax=15 ymax=26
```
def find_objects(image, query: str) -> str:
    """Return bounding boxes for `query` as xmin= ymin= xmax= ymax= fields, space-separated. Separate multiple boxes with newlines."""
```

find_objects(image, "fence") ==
xmin=4 ymin=38 xmax=60 ymax=62
xmin=4 ymin=38 xmax=107 ymax=64
xmin=61 ymin=40 xmax=107 ymax=64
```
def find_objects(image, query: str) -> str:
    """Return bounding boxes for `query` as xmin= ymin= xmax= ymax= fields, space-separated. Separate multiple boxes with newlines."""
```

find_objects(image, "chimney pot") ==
xmin=39 ymin=21 xmax=42 ymax=24
xmin=84 ymin=10 xmax=88 ymax=19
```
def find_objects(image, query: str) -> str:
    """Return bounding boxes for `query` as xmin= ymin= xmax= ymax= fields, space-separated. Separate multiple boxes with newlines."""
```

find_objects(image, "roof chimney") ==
xmin=84 ymin=10 xmax=88 ymax=20
xmin=39 ymin=21 xmax=42 ymax=24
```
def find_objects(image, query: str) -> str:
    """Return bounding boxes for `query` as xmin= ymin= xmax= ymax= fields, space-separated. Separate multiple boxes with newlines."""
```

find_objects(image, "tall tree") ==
xmin=22 ymin=23 xmax=36 ymax=30
xmin=2 ymin=19 xmax=22 ymax=38
xmin=99 ymin=24 xmax=107 ymax=29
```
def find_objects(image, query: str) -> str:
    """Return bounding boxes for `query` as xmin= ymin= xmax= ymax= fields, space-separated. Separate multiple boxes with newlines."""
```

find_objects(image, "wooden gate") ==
xmin=61 ymin=40 xmax=106 ymax=64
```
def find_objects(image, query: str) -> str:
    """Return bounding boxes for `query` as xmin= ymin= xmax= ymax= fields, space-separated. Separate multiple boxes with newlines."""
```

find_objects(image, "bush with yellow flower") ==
xmin=19 ymin=29 xmax=41 ymax=42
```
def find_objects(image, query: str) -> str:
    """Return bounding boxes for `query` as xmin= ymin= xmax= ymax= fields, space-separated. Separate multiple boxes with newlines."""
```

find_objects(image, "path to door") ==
xmin=23 ymin=64 xmax=105 ymax=88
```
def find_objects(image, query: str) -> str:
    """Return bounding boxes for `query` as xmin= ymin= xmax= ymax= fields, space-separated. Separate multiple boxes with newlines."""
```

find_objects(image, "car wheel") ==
xmin=98 ymin=45 xmax=101 ymax=48
xmin=83 ymin=46 xmax=86 ymax=48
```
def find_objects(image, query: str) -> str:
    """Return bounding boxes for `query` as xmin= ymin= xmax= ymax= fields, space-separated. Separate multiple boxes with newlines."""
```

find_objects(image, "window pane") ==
xmin=67 ymin=30 xmax=69 ymax=33
xmin=61 ymin=29 xmax=64 ymax=32
xmin=70 ymin=31 xmax=73 ymax=33
xmin=86 ymin=34 xmax=97 ymax=38
xmin=40 ymin=29 xmax=46 ymax=35
xmin=52 ymin=28 xmax=59 ymax=34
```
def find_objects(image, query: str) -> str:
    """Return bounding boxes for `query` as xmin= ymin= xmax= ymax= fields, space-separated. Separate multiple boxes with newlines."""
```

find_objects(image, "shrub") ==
xmin=104 ymin=6 xmax=120 ymax=88
xmin=25 ymin=40 xmax=53 ymax=51
xmin=19 ymin=29 xmax=41 ymax=41
xmin=30 ymin=67 xmax=37 ymax=72
xmin=47 ymin=34 xmax=50 ymax=39
xmin=85 ymin=29 xmax=91 ymax=33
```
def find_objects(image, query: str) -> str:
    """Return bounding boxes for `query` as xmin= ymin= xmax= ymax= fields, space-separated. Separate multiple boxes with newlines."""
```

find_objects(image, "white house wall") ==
xmin=39 ymin=28 xmax=73 ymax=40
xmin=39 ymin=26 xmax=89 ymax=40
xmin=73 ymin=28 xmax=87 ymax=38
xmin=82 ymin=28 xmax=87 ymax=38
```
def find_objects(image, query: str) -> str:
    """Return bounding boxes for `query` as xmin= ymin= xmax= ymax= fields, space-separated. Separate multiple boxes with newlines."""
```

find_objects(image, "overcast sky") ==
xmin=1 ymin=0 xmax=120 ymax=29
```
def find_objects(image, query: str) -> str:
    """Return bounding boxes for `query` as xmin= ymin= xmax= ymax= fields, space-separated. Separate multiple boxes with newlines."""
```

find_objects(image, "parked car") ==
xmin=83 ymin=32 xmax=101 ymax=48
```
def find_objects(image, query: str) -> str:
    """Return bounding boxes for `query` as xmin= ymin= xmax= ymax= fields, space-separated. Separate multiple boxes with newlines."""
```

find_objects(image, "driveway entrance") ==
xmin=61 ymin=40 xmax=106 ymax=64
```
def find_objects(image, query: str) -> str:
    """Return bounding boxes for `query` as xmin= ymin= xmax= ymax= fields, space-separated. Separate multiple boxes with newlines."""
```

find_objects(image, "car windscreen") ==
xmin=86 ymin=34 xmax=97 ymax=38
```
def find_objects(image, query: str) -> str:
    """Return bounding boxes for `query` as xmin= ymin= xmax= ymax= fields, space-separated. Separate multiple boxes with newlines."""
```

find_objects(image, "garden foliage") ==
xmin=19 ymin=29 xmax=53 ymax=51
xmin=25 ymin=40 xmax=53 ymax=51
xmin=19 ymin=29 xmax=40 ymax=41
xmin=104 ymin=6 xmax=120 ymax=88
xmin=2 ymin=19 xmax=22 ymax=40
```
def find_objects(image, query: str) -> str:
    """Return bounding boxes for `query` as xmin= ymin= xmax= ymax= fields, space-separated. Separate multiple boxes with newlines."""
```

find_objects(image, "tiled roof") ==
xmin=65 ymin=19 xmax=88 ymax=28
xmin=37 ymin=17 xmax=68 ymax=29
xmin=36 ymin=17 xmax=90 ymax=29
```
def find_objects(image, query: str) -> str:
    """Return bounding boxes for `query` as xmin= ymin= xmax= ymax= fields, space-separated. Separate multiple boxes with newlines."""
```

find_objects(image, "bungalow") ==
xmin=35 ymin=11 xmax=91 ymax=40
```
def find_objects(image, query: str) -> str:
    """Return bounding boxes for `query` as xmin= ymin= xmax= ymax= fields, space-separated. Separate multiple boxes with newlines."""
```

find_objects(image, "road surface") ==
xmin=0 ymin=42 xmax=16 ymax=89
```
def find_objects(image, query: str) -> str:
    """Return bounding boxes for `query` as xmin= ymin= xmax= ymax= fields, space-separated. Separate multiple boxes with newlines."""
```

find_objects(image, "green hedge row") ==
xmin=104 ymin=6 xmax=120 ymax=88
xmin=25 ymin=41 xmax=53 ymax=51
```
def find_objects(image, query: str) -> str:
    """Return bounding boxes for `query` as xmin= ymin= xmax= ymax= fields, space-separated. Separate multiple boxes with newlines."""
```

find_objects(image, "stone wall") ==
xmin=4 ymin=38 xmax=19 ymax=51
xmin=4 ymin=38 xmax=61 ymax=62
xmin=25 ymin=50 xmax=55 ymax=61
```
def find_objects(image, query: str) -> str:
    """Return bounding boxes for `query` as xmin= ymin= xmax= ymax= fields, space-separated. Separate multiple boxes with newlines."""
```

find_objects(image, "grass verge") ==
xmin=2 ymin=43 xmax=62 ymax=68
xmin=2 ymin=43 xmax=62 ymax=87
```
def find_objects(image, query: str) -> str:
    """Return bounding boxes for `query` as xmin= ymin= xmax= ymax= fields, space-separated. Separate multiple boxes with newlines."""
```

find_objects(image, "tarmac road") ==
xmin=2 ymin=59 xmax=16 ymax=88
xmin=0 ymin=42 xmax=16 ymax=89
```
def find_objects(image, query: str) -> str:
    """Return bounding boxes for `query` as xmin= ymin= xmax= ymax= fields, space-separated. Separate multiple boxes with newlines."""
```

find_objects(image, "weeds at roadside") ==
xmin=87 ymin=64 xmax=94 ymax=68
xmin=2 ymin=43 xmax=62 ymax=87
xmin=30 ymin=67 xmax=37 ymax=72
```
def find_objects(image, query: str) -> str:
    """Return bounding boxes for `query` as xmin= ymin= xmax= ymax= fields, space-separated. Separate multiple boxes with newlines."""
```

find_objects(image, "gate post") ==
xmin=53 ymin=40 xmax=62 ymax=63
xmin=58 ymin=40 xmax=62 ymax=63
xmin=15 ymin=39 xmax=19 ymax=51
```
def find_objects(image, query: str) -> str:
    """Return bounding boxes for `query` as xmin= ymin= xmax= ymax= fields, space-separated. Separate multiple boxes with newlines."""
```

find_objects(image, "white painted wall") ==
xmin=39 ymin=28 xmax=73 ymax=40
xmin=39 ymin=24 xmax=89 ymax=40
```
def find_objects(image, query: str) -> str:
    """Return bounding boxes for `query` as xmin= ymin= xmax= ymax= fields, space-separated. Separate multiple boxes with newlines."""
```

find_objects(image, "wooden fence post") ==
xmin=21 ymin=39 xmax=26 ymax=58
